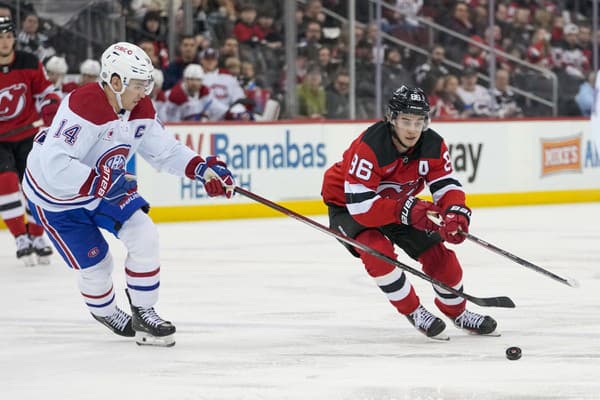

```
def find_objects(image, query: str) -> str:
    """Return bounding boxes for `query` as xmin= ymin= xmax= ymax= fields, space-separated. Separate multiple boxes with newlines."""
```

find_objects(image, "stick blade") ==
xmin=469 ymin=296 xmax=516 ymax=308
xmin=565 ymin=277 xmax=580 ymax=288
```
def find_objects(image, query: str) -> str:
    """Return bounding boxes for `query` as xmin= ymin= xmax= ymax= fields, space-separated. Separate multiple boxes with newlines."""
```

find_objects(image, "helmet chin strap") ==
xmin=107 ymin=80 xmax=126 ymax=112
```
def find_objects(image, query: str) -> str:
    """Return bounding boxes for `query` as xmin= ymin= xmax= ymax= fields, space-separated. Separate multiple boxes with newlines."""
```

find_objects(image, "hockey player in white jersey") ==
xmin=23 ymin=42 xmax=235 ymax=347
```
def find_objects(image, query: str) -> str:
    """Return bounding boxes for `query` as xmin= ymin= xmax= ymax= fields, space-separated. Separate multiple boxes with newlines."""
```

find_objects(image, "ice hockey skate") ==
xmin=15 ymin=234 xmax=35 ymax=267
xmin=92 ymin=307 xmax=135 ymax=337
xmin=126 ymin=289 xmax=176 ymax=347
xmin=453 ymin=309 xmax=498 ymax=336
xmin=406 ymin=304 xmax=448 ymax=340
xmin=31 ymin=235 xmax=53 ymax=265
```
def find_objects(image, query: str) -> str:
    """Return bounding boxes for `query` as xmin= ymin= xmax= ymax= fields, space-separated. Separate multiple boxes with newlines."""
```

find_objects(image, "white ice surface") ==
xmin=1 ymin=203 xmax=599 ymax=400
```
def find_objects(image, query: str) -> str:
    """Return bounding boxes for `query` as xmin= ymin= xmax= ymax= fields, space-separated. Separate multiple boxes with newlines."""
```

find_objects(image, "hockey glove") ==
xmin=439 ymin=205 xmax=471 ymax=244
xmin=87 ymin=166 xmax=138 ymax=203
xmin=194 ymin=156 xmax=235 ymax=198
xmin=398 ymin=196 xmax=441 ymax=232
xmin=39 ymin=94 xmax=61 ymax=126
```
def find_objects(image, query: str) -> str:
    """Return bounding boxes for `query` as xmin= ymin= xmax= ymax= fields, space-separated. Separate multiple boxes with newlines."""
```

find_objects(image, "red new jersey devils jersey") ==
xmin=321 ymin=120 xmax=466 ymax=228
xmin=0 ymin=50 xmax=55 ymax=142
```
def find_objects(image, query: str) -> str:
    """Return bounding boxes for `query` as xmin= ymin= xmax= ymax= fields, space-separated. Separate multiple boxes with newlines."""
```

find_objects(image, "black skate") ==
xmin=92 ymin=307 xmax=135 ymax=337
xmin=453 ymin=309 xmax=498 ymax=335
xmin=31 ymin=235 xmax=53 ymax=265
xmin=406 ymin=305 xmax=448 ymax=340
xmin=15 ymin=234 xmax=35 ymax=267
xmin=125 ymin=289 xmax=176 ymax=347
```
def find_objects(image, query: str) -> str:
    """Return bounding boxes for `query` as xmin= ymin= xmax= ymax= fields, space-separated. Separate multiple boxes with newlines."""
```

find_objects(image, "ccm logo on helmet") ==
xmin=114 ymin=45 xmax=133 ymax=55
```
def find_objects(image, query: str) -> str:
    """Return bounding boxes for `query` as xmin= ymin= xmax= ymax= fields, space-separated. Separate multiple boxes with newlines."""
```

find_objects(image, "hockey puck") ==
xmin=505 ymin=346 xmax=522 ymax=360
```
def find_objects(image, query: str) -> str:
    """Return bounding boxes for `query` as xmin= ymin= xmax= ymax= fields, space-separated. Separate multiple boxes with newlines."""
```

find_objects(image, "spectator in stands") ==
xmin=224 ymin=56 xmax=241 ymax=76
xmin=219 ymin=37 xmax=240 ymax=67
xmin=297 ymin=65 xmax=326 ymax=119
xmin=16 ymin=12 xmax=54 ymax=61
xmin=256 ymin=9 xmax=282 ymax=49
xmin=302 ymin=0 xmax=326 ymax=28
xmin=326 ymin=69 xmax=350 ymax=119
xmin=575 ymin=71 xmax=595 ymax=117
xmin=298 ymin=20 xmax=323 ymax=60
xmin=240 ymin=60 xmax=269 ymax=114
xmin=552 ymin=23 xmax=589 ymax=80
xmin=442 ymin=2 xmax=475 ymax=61
xmin=526 ymin=27 xmax=552 ymax=68
xmin=578 ymin=25 xmax=592 ymax=66
xmin=316 ymin=46 xmax=338 ymax=88
xmin=355 ymin=39 xmax=376 ymax=118
xmin=134 ymin=10 xmax=169 ymax=69
xmin=382 ymin=0 xmax=424 ymax=32
xmin=163 ymin=34 xmax=199 ymax=90
xmin=414 ymin=44 xmax=449 ymax=86
xmin=43 ymin=56 xmax=69 ymax=96
xmin=233 ymin=3 xmax=261 ymax=46
xmin=199 ymin=47 xmax=247 ymax=110
xmin=456 ymin=67 xmax=492 ymax=117
xmin=462 ymin=35 xmax=487 ymax=73
xmin=382 ymin=46 xmax=414 ymax=89
xmin=505 ymin=6 xmax=534 ymax=55
xmin=436 ymin=74 xmax=467 ymax=119
xmin=138 ymin=38 xmax=163 ymax=69
xmin=490 ymin=69 xmax=523 ymax=118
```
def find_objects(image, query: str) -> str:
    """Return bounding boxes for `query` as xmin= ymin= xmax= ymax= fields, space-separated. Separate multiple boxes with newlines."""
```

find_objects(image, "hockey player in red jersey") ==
xmin=0 ymin=16 xmax=59 ymax=266
xmin=321 ymin=86 xmax=497 ymax=339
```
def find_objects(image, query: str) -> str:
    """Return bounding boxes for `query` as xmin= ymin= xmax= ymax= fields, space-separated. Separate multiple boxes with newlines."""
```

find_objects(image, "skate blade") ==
xmin=135 ymin=332 xmax=175 ymax=347
xmin=20 ymin=254 xmax=36 ymax=267
xmin=428 ymin=332 xmax=450 ymax=341
xmin=467 ymin=330 xmax=501 ymax=337
xmin=37 ymin=255 xmax=51 ymax=265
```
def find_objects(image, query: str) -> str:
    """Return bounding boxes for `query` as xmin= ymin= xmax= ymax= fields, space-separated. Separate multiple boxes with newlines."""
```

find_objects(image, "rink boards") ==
xmin=3 ymin=118 xmax=600 ymax=228
xmin=138 ymin=118 xmax=600 ymax=223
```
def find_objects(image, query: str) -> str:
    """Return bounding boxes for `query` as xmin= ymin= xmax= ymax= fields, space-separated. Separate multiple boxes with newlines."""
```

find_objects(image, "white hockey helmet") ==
xmin=151 ymin=68 xmax=164 ymax=91
xmin=80 ymin=59 xmax=101 ymax=76
xmin=100 ymin=42 xmax=154 ymax=95
xmin=45 ymin=56 xmax=68 ymax=74
xmin=183 ymin=63 xmax=204 ymax=80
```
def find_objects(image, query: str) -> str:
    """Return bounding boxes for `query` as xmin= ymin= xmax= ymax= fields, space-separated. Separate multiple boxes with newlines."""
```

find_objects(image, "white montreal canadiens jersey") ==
xmin=23 ymin=82 xmax=197 ymax=211
xmin=201 ymin=69 xmax=245 ymax=108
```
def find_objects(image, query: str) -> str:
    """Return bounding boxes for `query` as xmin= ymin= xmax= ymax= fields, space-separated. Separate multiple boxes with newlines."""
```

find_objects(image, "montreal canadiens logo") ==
xmin=0 ymin=83 xmax=27 ymax=121
xmin=88 ymin=247 xmax=100 ymax=258
xmin=96 ymin=144 xmax=130 ymax=170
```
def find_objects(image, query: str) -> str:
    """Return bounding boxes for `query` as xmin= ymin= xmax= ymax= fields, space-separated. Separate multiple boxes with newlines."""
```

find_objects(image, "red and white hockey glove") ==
xmin=194 ymin=156 xmax=235 ymax=198
xmin=398 ymin=196 xmax=441 ymax=232
xmin=439 ymin=205 xmax=471 ymax=244
xmin=39 ymin=93 xmax=61 ymax=126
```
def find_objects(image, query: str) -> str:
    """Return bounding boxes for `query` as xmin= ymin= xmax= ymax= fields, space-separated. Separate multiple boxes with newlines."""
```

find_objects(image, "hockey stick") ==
xmin=0 ymin=119 xmax=43 ymax=138
xmin=235 ymin=186 xmax=515 ymax=308
xmin=426 ymin=213 xmax=579 ymax=288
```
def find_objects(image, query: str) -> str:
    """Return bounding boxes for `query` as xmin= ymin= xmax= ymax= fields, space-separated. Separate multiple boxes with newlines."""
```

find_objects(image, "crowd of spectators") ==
xmin=4 ymin=0 xmax=599 ymax=120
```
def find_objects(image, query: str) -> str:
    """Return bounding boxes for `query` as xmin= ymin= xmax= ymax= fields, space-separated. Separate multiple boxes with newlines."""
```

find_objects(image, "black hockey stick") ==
xmin=0 ymin=119 xmax=43 ymax=138
xmin=464 ymin=232 xmax=579 ymax=288
xmin=426 ymin=213 xmax=579 ymax=288
xmin=235 ymin=187 xmax=515 ymax=308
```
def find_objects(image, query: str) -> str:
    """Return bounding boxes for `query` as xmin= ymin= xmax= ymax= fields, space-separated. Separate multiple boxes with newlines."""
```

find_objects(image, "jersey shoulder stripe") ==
xmin=12 ymin=50 xmax=40 ymax=70
xmin=130 ymin=96 xmax=156 ymax=121
xmin=68 ymin=83 xmax=117 ymax=126
xmin=361 ymin=120 xmax=398 ymax=167
xmin=417 ymin=128 xmax=444 ymax=159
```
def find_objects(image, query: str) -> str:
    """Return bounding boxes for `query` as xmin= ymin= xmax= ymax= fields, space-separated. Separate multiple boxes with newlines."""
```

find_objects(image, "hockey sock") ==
xmin=0 ymin=172 xmax=27 ymax=237
xmin=79 ymin=255 xmax=116 ymax=317
xmin=27 ymin=221 xmax=45 ymax=237
xmin=419 ymin=244 xmax=466 ymax=318
xmin=356 ymin=230 xmax=420 ymax=315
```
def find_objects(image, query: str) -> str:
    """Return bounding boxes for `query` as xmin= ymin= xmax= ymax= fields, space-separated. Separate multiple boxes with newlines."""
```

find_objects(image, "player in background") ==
xmin=23 ymin=42 xmax=236 ymax=347
xmin=61 ymin=58 xmax=101 ymax=93
xmin=321 ymin=86 xmax=497 ymax=340
xmin=198 ymin=47 xmax=247 ymax=110
xmin=0 ymin=16 xmax=59 ymax=266
xmin=44 ymin=56 xmax=69 ymax=96
xmin=165 ymin=63 xmax=229 ymax=122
